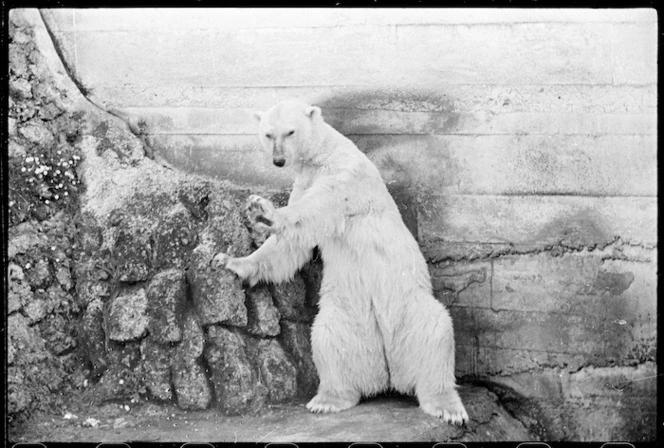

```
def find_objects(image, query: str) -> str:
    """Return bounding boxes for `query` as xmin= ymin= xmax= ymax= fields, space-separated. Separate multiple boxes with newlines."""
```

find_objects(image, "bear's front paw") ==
xmin=306 ymin=392 xmax=359 ymax=414
xmin=247 ymin=194 xmax=282 ymax=233
xmin=210 ymin=253 xmax=230 ymax=270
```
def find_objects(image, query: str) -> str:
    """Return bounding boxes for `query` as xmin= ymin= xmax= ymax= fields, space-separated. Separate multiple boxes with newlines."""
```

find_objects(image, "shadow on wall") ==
xmin=314 ymin=89 xmax=462 ymax=241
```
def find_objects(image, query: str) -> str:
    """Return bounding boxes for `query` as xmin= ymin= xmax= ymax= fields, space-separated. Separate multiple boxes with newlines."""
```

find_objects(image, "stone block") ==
xmin=172 ymin=362 xmax=212 ymax=410
xmin=174 ymin=313 xmax=206 ymax=363
xmin=202 ymin=192 xmax=254 ymax=258
xmin=245 ymin=286 xmax=281 ymax=337
xmin=106 ymin=287 xmax=149 ymax=342
xmin=95 ymin=342 xmax=144 ymax=402
xmin=188 ymin=243 xmax=247 ymax=327
xmin=205 ymin=326 xmax=267 ymax=414
xmin=146 ymin=269 xmax=186 ymax=344
xmin=170 ymin=313 xmax=211 ymax=409
xmin=140 ymin=337 xmax=173 ymax=401
xmin=254 ymin=339 xmax=298 ymax=403
xmin=111 ymin=214 xmax=154 ymax=283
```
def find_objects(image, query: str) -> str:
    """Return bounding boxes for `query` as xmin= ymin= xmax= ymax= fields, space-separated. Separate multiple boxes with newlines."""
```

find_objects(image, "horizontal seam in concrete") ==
xmin=459 ymin=306 xmax=658 ymax=319
xmin=457 ymin=344 xmax=583 ymax=356
xmin=464 ymin=344 xmax=648 ymax=357
xmin=68 ymin=21 xmax=656 ymax=33
xmin=126 ymin=108 xmax=657 ymax=115
xmin=424 ymin=192 xmax=657 ymax=198
xmin=97 ymin=83 xmax=658 ymax=89
xmin=147 ymin=132 xmax=657 ymax=137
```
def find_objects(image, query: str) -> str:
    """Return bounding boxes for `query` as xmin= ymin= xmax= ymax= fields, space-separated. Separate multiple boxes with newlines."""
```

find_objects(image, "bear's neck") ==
xmin=294 ymin=121 xmax=351 ymax=174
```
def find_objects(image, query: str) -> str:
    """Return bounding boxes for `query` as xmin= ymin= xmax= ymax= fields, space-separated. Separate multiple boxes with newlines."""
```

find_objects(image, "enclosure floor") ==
xmin=9 ymin=387 xmax=535 ymax=443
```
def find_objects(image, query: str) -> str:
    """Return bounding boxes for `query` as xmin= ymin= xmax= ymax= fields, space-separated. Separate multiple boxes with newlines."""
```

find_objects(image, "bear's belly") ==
xmin=318 ymin=214 xmax=433 ymax=313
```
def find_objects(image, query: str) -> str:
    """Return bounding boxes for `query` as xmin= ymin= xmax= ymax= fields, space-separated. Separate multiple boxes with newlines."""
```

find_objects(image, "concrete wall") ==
xmin=40 ymin=9 xmax=657 ymax=440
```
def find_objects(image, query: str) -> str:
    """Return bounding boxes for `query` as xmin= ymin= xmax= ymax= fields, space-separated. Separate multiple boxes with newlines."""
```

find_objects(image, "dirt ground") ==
xmin=8 ymin=386 xmax=535 ymax=443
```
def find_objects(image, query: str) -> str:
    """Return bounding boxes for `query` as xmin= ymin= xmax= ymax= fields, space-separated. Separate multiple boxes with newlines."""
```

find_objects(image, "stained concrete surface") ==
xmin=9 ymin=387 xmax=536 ymax=443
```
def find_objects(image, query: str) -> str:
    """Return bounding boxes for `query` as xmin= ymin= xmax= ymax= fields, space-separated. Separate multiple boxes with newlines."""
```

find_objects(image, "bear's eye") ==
xmin=265 ymin=133 xmax=273 ymax=139
xmin=286 ymin=130 xmax=295 ymax=136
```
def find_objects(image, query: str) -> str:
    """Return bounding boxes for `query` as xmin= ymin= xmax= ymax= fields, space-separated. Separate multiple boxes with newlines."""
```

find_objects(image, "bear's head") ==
xmin=253 ymin=100 xmax=322 ymax=168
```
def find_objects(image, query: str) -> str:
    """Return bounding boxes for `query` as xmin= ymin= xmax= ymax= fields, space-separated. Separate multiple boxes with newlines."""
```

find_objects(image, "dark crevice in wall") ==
xmin=427 ymin=235 xmax=656 ymax=264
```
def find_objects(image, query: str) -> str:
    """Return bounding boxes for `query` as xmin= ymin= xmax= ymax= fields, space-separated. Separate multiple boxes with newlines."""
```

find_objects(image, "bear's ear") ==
xmin=252 ymin=111 xmax=264 ymax=123
xmin=305 ymin=106 xmax=321 ymax=120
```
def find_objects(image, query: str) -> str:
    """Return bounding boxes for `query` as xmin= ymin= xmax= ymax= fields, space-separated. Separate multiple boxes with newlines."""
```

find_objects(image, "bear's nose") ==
xmin=273 ymin=158 xmax=285 ymax=167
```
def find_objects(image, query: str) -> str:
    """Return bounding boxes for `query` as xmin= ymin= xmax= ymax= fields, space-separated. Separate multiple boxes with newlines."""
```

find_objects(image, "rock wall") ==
xmin=7 ymin=9 xmax=320 ymax=425
xmin=7 ymin=8 xmax=657 ymax=442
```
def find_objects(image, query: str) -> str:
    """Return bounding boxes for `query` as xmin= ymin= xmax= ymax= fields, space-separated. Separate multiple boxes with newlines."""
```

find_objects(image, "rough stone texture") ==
xmin=79 ymin=298 xmax=108 ymax=376
xmin=245 ymin=286 xmax=282 ymax=336
xmin=187 ymin=242 xmax=248 ymax=327
xmin=151 ymin=205 xmax=199 ymax=271
xmin=8 ymin=263 xmax=33 ymax=314
xmin=279 ymin=321 xmax=319 ymax=397
xmin=146 ymin=269 xmax=186 ymax=344
xmin=112 ymin=215 xmax=153 ymax=284
xmin=172 ymin=363 xmax=212 ymax=411
xmin=140 ymin=338 xmax=173 ymax=402
xmin=485 ymin=361 xmax=657 ymax=441
xmin=171 ymin=313 xmax=212 ymax=410
xmin=205 ymin=326 xmax=268 ymax=414
xmin=106 ymin=287 xmax=149 ymax=342
xmin=93 ymin=342 xmax=145 ymax=402
xmin=9 ymin=385 xmax=535 ymax=443
xmin=254 ymin=339 xmax=298 ymax=403
xmin=271 ymin=275 xmax=311 ymax=322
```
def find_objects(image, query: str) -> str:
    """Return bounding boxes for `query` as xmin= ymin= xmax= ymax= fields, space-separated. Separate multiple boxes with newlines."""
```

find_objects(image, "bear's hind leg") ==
xmin=307 ymin=302 xmax=389 ymax=413
xmin=401 ymin=295 xmax=469 ymax=425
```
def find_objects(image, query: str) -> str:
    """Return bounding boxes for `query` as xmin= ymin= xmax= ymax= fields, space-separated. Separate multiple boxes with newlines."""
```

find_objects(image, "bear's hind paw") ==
xmin=306 ymin=393 xmax=358 ymax=414
xmin=420 ymin=401 xmax=469 ymax=426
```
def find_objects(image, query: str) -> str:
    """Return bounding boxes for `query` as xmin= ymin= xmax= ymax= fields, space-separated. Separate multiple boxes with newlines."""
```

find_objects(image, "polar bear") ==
xmin=212 ymin=100 xmax=468 ymax=425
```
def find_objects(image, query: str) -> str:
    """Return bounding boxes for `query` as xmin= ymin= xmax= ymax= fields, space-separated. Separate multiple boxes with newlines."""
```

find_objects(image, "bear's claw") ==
xmin=246 ymin=194 xmax=279 ymax=232
xmin=210 ymin=253 xmax=230 ymax=270
xmin=420 ymin=402 xmax=469 ymax=426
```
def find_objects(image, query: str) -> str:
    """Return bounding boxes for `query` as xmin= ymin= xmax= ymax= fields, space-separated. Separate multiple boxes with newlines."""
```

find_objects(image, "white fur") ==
xmin=213 ymin=100 xmax=468 ymax=425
